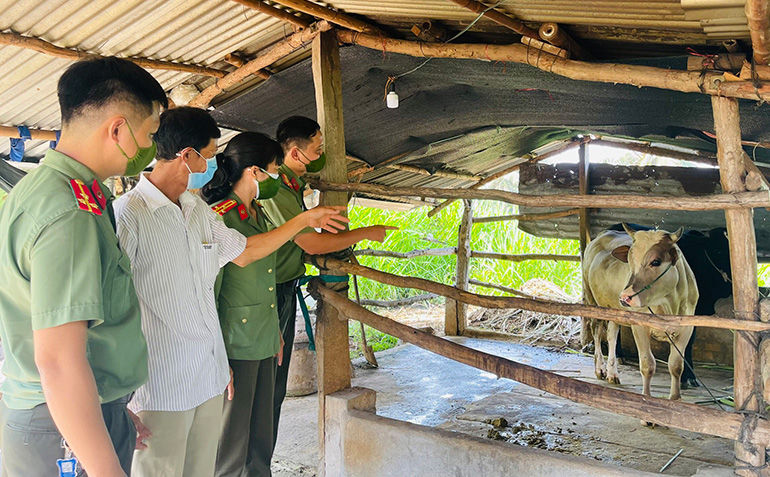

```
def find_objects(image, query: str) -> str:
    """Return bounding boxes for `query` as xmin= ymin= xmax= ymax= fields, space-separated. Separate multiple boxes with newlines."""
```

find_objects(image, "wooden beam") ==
xmin=712 ymin=95 xmax=766 ymax=475
xmin=312 ymin=257 xmax=770 ymax=333
xmin=578 ymin=142 xmax=591 ymax=257
xmin=386 ymin=164 xmax=483 ymax=181
xmin=746 ymin=0 xmax=770 ymax=65
xmin=310 ymin=283 xmax=770 ymax=446
xmin=190 ymin=21 xmax=331 ymax=107
xmin=470 ymin=251 xmax=580 ymax=262
xmin=335 ymin=30 xmax=770 ymax=102
xmin=0 ymin=125 xmax=57 ymax=141
xmin=591 ymin=139 xmax=717 ymax=165
xmin=472 ymin=208 xmax=579 ymax=224
xmin=357 ymin=293 xmax=439 ymax=308
xmin=272 ymin=0 xmax=384 ymax=35
xmin=446 ymin=199 xmax=472 ymax=336
xmin=228 ymin=0 xmax=311 ymax=29
xmin=0 ymin=31 xmax=228 ymax=79
xmin=446 ymin=0 xmax=539 ymax=39
xmin=468 ymin=279 xmax=536 ymax=299
xmin=426 ymin=139 xmax=582 ymax=218
xmin=310 ymin=179 xmax=770 ymax=211
xmin=354 ymin=247 xmax=456 ymax=259
xmin=312 ymin=30 xmax=351 ymax=468
xmin=223 ymin=53 xmax=271 ymax=79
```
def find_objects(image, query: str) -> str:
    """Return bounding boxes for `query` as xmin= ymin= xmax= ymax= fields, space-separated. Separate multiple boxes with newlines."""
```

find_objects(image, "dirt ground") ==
xmin=272 ymin=330 xmax=736 ymax=476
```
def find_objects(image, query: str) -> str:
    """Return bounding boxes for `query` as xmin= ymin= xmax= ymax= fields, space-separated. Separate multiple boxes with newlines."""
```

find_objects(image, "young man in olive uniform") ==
xmin=0 ymin=57 xmax=167 ymax=476
xmin=262 ymin=116 xmax=396 ymax=447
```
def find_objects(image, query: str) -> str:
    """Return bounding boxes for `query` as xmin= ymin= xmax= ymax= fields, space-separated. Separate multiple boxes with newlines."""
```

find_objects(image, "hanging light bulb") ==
xmin=385 ymin=77 xmax=399 ymax=109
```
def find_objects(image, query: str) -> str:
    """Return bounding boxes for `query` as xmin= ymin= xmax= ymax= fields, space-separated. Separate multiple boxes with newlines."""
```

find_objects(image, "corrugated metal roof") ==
xmin=0 ymin=0 xmax=752 ymax=167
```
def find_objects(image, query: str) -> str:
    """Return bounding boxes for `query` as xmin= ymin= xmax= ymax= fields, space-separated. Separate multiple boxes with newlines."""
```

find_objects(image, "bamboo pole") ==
xmin=354 ymin=247 xmax=456 ymax=259
xmin=712 ymin=96 xmax=766 ymax=474
xmin=0 ymin=31 xmax=228 ymax=79
xmin=310 ymin=179 xmax=770 ymax=211
xmin=310 ymin=283 xmax=770 ymax=446
xmin=311 ymin=257 xmax=770 ymax=333
xmin=468 ymin=279 xmax=536 ymax=299
xmin=446 ymin=199 xmax=472 ymax=336
xmin=358 ymin=293 xmax=440 ymax=308
xmin=312 ymin=31 xmax=351 ymax=469
xmin=746 ymin=0 xmax=770 ymax=65
xmin=228 ymin=0 xmax=311 ymax=29
xmin=426 ymin=140 xmax=582 ymax=218
xmin=0 ymin=125 xmax=57 ymax=141
xmin=386 ymin=164 xmax=482 ymax=181
xmin=538 ymin=23 xmax=590 ymax=60
xmin=223 ymin=53 xmax=271 ymax=79
xmin=470 ymin=251 xmax=580 ymax=262
xmin=447 ymin=0 xmax=540 ymax=39
xmin=591 ymin=139 xmax=717 ymax=165
xmin=335 ymin=30 xmax=770 ymax=102
xmin=189 ymin=21 xmax=331 ymax=107
xmin=271 ymin=0 xmax=384 ymax=35
xmin=472 ymin=208 xmax=579 ymax=223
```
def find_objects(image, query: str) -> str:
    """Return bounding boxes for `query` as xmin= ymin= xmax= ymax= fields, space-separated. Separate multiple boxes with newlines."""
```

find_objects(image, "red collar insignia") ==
xmin=237 ymin=204 xmax=248 ymax=221
xmin=91 ymin=179 xmax=107 ymax=209
xmin=281 ymin=173 xmax=301 ymax=192
xmin=69 ymin=179 xmax=102 ymax=216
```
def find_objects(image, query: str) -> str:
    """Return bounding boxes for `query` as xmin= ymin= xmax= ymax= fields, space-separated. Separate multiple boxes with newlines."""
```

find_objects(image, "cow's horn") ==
xmin=622 ymin=223 xmax=636 ymax=238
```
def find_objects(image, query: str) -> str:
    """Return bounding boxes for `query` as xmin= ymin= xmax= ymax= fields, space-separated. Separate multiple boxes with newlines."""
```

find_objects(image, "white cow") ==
xmin=583 ymin=224 xmax=698 ymax=402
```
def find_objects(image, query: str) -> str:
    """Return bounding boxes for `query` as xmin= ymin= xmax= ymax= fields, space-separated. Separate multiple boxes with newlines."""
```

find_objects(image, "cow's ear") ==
xmin=622 ymin=223 xmax=636 ymax=238
xmin=669 ymin=247 xmax=679 ymax=265
xmin=669 ymin=226 xmax=684 ymax=243
xmin=612 ymin=245 xmax=630 ymax=263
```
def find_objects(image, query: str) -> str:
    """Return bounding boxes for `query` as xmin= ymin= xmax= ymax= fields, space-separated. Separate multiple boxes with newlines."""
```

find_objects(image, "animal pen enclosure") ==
xmin=4 ymin=0 xmax=770 ymax=475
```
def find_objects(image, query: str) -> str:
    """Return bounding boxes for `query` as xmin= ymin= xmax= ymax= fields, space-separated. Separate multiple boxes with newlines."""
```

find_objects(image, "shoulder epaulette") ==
xmin=212 ymin=199 xmax=237 ymax=216
xmin=69 ymin=179 xmax=102 ymax=216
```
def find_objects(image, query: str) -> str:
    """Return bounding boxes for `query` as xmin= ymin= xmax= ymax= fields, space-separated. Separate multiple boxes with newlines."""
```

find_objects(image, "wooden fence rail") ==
xmin=309 ymin=257 xmax=770 ymax=333
xmin=309 ymin=281 xmax=770 ymax=446
xmin=310 ymin=179 xmax=770 ymax=210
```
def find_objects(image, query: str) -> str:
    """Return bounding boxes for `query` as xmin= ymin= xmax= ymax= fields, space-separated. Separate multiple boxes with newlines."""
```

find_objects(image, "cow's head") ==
xmin=613 ymin=223 xmax=684 ymax=308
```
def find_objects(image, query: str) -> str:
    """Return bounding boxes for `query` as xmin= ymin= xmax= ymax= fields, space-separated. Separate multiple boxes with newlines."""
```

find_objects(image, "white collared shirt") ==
xmin=114 ymin=174 xmax=246 ymax=412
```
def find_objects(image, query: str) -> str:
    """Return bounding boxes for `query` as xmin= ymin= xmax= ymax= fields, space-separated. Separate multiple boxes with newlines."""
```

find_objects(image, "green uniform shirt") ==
xmin=261 ymin=164 xmax=314 ymax=284
xmin=213 ymin=194 xmax=281 ymax=361
xmin=0 ymin=149 xmax=148 ymax=410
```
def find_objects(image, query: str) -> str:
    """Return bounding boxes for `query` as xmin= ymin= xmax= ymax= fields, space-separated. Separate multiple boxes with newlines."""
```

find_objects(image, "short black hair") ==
xmin=154 ymin=107 xmax=221 ymax=160
xmin=58 ymin=56 xmax=168 ymax=125
xmin=276 ymin=116 xmax=320 ymax=154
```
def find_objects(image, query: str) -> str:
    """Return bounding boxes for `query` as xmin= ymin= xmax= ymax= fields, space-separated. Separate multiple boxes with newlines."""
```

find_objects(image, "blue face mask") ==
xmin=182 ymin=149 xmax=217 ymax=190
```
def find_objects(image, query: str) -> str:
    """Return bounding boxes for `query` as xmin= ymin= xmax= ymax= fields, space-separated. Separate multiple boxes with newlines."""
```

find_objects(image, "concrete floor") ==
xmin=272 ymin=337 xmax=736 ymax=476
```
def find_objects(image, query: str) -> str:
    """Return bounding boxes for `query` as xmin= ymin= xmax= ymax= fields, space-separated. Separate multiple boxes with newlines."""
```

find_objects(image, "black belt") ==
xmin=104 ymin=392 xmax=134 ymax=405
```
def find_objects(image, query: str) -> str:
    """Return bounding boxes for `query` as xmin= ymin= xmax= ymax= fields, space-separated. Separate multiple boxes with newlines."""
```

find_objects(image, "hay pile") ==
xmin=469 ymin=278 xmax=581 ymax=346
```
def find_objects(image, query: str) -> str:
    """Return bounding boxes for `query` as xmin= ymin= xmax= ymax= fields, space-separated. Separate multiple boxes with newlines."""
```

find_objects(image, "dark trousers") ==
xmin=272 ymin=279 xmax=298 ymax=451
xmin=0 ymin=395 xmax=136 ymax=476
xmin=216 ymin=358 xmax=276 ymax=477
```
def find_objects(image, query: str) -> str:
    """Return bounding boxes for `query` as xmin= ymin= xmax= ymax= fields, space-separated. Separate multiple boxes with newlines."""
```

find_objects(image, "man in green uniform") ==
xmin=0 ymin=57 xmax=167 ymax=476
xmin=262 ymin=116 xmax=396 ymax=448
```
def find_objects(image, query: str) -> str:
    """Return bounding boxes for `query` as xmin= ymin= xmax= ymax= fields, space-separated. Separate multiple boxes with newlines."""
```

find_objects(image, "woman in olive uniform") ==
xmin=202 ymin=132 xmax=299 ymax=476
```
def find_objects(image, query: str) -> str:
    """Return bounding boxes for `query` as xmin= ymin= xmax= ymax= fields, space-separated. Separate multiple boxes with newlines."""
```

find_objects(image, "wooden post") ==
xmin=312 ymin=30 xmax=351 ymax=474
xmin=446 ymin=199 xmax=472 ymax=335
xmin=578 ymin=142 xmax=590 ymax=257
xmin=711 ymin=95 xmax=765 ymax=475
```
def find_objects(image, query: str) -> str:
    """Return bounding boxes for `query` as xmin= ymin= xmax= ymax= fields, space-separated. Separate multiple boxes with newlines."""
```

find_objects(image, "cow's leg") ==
xmin=680 ymin=328 xmax=699 ymax=389
xmin=606 ymin=321 xmax=621 ymax=384
xmin=631 ymin=325 xmax=656 ymax=426
xmin=667 ymin=327 xmax=694 ymax=400
xmin=593 ymin=320 xmax=607 ymax=380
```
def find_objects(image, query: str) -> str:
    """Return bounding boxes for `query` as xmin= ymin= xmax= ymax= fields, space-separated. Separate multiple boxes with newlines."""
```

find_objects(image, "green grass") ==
xmin=340 ymin=184 xmax=581 ymax=356
xmin=348 ymin=321 xmax=400 ymax=359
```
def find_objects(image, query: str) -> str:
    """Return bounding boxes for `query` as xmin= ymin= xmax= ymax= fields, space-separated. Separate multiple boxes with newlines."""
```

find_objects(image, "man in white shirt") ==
xmin=114 ymin=107 xmax=346 ymax=477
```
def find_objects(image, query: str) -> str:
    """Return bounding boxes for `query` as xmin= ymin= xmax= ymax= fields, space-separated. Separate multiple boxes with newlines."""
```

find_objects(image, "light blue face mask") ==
xmin=182 ymin=149 xmax=218 ymax=189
